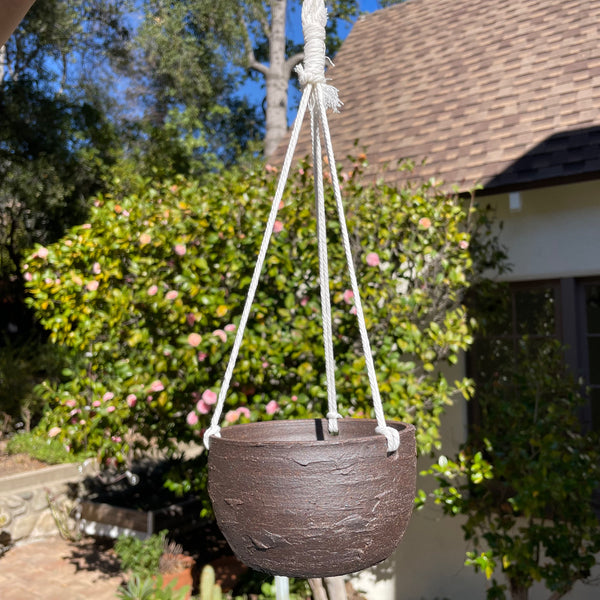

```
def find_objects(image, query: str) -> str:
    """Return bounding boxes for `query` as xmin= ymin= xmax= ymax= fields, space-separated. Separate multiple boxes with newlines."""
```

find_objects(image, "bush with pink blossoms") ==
xmin=24 ymin=159 xmax=501 ymax=467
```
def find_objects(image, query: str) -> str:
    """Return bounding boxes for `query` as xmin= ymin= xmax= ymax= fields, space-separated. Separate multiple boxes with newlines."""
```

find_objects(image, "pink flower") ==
xmin=459 ymin=239 xmax=469 ymax=250
xmin=139 ymin=233 xmax=151 ymax=245
xmin=92 ymin=400 xmax=101 ymax=408
xmin=147 ymin=285 xmax=158 ymax=296
xmin=265 ymin=400 xmax=279 ymax=415
xmin=213 ymin=329 xmax=227 ymax=343
xmin=291 ymin=395 xmax=298 ymax=402
xmin=65 ymin=399 xmax=77 ymax=408
xmin=86 ymin=280 xmax=99 ymax=291
xmin=92 ymin=262 xmax=101 ymax=274
xmin=102 ymin=392 xmax=114 ymax=402
xmin=196 ymin=399 xmax=210 ymax=414
xmin=111 ymin=436 xmax=122 ymax=443
xmin=37 ymin=247 xmax=49 ymax=259
xmin=174 ymin=244 xmax=186 ymax=256
xmin=48 ymin=426 xmax=61 ymax=438
xmin=186 ymin=313 xmax=195 ymax=326
xmin=166 ymin=290 xmax=178 ymax=300
xmin=237 ymin=407 xmax=251 ymax=419
xmin=126 ymin=394 xmax=137 ymax=408
xmin=187 ymin=333 xmax=202 ymax=347
xmin=262 ymin=361 xmax=269 ymax=368
xmin=106 ymin=406 xmax=116 ymax=413
xmin=265 ymin=164 xmax=277 ymax=173
xmin=81 ymin=223 xmax=92 ymax=229
xmin=343 ymin=289 xmax=354 ymax=304
xmin=418 ymin=217 xmax=432 ymax=229
xmin=300 ymin=297 xmax=308 ymax=307
xmin=225 ymin=410 xmax=239 ymax=423
xmin=197 ymin=352 xmax=208 ymax=362
xmin=202 ymin=389 xmax=217 ymax=405
xmin=273 ymin=220 xmax=284 ymax=234
xmin=224 ymin=323 xmax=236 ymax=332
xmin=366 ymin=252 xmax=380 ymax=267
xmin=24 ymin=272 xmax=33 ymax=282
xmin=44 ymin=278 xmax=53 ymax=285
xmin=186 ymin=411 xmax=199 ymax=426
xmin=150 ymin=380 xmax=165 ymax=392
xmin=350 ymin=306 xmax=357 ymax=315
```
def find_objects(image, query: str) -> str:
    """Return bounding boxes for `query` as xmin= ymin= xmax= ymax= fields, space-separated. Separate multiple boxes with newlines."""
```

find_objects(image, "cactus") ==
xmin=200 ymin=565 xmax=223 ymax=600
xmin=212 ymin=583 xmax=223 ymax=600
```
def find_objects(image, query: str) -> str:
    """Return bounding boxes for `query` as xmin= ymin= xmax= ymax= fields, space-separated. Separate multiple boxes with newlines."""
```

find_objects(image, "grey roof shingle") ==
xmin=278 ymin=0 xmax=600 ymax=193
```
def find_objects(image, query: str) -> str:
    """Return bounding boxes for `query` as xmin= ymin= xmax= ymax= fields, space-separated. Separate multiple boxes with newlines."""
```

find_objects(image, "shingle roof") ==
xmin=279 ymin=0 xmax=600 ymax=193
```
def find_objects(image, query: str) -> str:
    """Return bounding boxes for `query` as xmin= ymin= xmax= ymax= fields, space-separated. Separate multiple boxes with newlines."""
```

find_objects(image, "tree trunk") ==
xmin=264 ymin=0 xmax=289 ymax=158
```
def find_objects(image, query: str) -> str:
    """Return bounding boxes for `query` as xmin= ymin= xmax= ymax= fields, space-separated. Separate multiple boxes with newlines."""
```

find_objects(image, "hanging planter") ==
xmin=203 ymin=0 xmax=416 ymax=579
xmin=208 ymin=419 xmax=415 ymax=578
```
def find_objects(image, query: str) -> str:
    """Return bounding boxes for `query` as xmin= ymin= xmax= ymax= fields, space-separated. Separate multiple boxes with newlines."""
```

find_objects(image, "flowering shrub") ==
xmin=24 ymin=160 xmax=489 ymax=463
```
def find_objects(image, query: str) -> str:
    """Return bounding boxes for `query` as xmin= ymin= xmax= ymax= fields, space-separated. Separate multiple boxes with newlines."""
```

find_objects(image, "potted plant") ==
xmin=114 ymin=530 xmax=195 ymax=600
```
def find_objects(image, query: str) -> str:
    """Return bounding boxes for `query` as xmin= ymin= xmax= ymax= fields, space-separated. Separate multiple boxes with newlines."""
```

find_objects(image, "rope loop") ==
xmin=375 ymin=426 xmax=400 ymax=453
xmin=203 ymin=425 xmax=221 ymax=450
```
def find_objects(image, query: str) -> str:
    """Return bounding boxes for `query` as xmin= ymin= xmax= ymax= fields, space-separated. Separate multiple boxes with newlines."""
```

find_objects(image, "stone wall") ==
xmin=0 ymin=461 xmax=97 ymax=545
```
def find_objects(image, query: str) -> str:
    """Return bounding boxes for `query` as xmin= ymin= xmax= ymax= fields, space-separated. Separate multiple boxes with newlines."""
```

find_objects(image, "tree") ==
xmin=421 ymin=292 xmax=600 ymax=600
xmin=0 ymin=0 xmax=126 ymax=313
xmin=130 ymin=1 xmax=406 ymax=158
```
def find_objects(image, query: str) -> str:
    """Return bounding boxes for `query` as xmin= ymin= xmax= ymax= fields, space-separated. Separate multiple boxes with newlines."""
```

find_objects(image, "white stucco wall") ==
xmin=357 ymin=180 xmax=600 ymax=599
xmin=487 ymin=180 xmax=600 ymax=282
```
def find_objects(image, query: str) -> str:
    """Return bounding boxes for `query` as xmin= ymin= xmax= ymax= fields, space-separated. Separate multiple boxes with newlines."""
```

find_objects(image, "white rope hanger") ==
xmin=203 ymin=0 xmax=399 ymax=454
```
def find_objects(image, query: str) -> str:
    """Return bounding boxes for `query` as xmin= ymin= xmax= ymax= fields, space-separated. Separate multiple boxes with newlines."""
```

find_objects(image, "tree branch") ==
xmin=285 ymin=52 xmax=304 ymax=75
xmin=240 ymin=7 xmax=269 ymax=77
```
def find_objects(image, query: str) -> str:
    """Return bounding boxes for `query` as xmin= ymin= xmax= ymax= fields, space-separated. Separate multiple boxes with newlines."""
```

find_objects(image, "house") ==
xmin=280 ymin=0 xmax=600 ymax=598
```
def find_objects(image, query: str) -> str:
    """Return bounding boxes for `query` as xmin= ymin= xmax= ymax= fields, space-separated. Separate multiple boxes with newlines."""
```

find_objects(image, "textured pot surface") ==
xmin=207 ymin=419 xmax=416 ymax=578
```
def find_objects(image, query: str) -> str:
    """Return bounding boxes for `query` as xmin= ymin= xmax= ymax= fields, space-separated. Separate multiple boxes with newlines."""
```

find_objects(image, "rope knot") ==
xmin=297 ymin=0 xmax=342 ymax=112
xmin=203 ymin=425 xmax=221 ymax=450
xmin=375 ymin=425 xmax=400 ymax=453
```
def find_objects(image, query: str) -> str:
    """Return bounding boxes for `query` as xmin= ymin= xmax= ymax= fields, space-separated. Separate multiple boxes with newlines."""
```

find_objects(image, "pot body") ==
xmin=207 ymin=419 xmax=416 ymax=578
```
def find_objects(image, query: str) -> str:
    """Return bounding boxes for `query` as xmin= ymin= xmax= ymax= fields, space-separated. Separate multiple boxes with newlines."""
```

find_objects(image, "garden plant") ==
xmin=23 ymin=158 xmax=498 ymax=493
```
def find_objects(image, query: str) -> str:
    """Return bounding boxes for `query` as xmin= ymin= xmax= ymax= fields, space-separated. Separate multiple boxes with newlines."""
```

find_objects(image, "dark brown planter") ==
xmin=207 ymin=418 xmax=416 ymax=578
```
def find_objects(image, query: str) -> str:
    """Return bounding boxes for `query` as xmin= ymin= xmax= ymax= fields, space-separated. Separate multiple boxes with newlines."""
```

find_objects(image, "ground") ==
xmin=0 ymin=439 xmax=48 ymax=476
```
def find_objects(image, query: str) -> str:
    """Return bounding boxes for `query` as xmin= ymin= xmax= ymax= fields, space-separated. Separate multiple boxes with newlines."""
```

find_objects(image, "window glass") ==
xmin=590 ymin=388 xmax=600 ymax=432
xmin=515 ymin=287 xmax=556 ymax=336
xmin=585 ymin=285 xmax=600 ymax=335
xmin=587 ymin=338 xmax=600 ymax=386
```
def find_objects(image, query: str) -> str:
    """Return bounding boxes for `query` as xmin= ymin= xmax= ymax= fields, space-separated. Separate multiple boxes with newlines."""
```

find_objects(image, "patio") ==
xmin=0 ymin=536 xmax=122 ymax=600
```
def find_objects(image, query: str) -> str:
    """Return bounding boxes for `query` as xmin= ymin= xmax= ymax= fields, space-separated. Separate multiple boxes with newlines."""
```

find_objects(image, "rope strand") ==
xmin=204 ymin=0 xmax=398 ymax=454
xmin=203 ymin=86 xmax=312 ymax=450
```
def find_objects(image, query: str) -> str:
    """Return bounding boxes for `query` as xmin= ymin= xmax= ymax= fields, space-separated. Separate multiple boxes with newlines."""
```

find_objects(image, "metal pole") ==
xmin=275 ymin=575 xmax=290 ymax=600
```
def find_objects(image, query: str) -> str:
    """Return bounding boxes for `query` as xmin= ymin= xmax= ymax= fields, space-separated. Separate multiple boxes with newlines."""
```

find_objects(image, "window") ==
xmin=468 ymin=278 xmax=600 ymax=431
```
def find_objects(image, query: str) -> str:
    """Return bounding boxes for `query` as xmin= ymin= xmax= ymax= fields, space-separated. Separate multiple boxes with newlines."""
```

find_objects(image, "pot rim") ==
xmin=210 ymin=418 xmax=414 ymax=450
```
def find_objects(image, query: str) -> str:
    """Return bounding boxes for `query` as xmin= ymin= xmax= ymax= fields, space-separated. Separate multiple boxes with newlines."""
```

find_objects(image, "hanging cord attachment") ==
xmin=203 ymin=0 xmax=399 ymax=453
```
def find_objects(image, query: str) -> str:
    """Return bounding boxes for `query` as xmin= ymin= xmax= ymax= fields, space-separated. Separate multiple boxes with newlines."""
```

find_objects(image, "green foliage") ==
xmin=6 ymin=431 xmax=84 ymax=464
xmin=231 ymin=573 xmax=311 ymax=600
xmin=117 ymin=574 xmax=189 ymax=600
xmin=114 ymin=531 xmax=168 ymax=579
xmin=24 ymin=159 xmax=492 ymax=466
xmin=0 ymin=335 xmax=68 ymax=434
xmin=421 ymin=339 xmax=600 ymax=599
